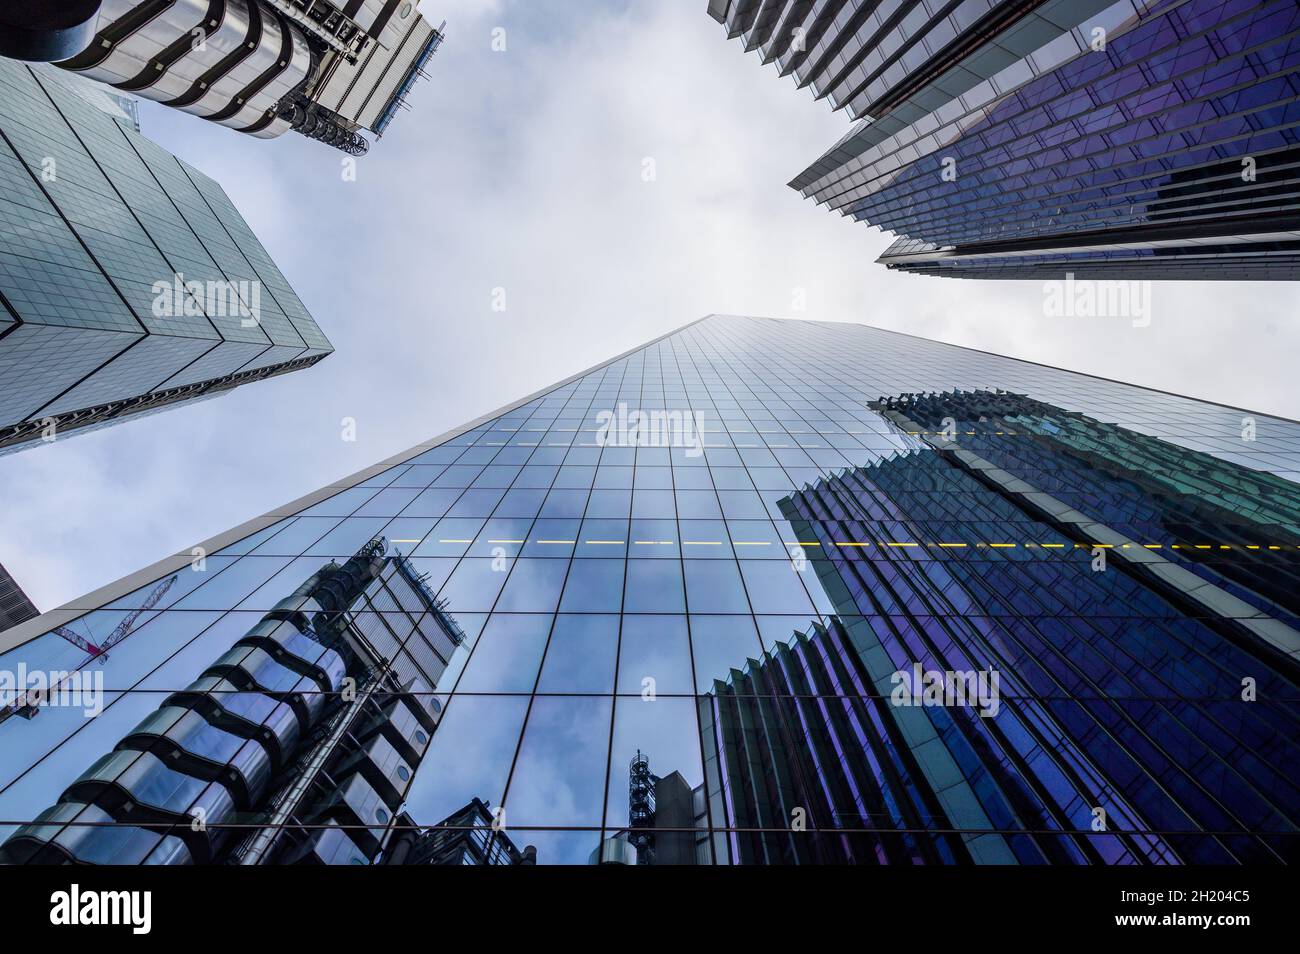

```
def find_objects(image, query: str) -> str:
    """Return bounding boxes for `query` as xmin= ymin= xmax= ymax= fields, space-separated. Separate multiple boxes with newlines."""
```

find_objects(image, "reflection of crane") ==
xmin=53 ymin=574 xmax=178 ymax=664
xmin=1 ymin=575 xmax=178 ymax=724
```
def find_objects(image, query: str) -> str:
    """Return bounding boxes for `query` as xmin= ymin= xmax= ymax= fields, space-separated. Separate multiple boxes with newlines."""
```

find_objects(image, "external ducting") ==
xmin=276 ymin=93 xmax=368 ymax=155
xmin=0 ymin=0 xmax=104 ymax=61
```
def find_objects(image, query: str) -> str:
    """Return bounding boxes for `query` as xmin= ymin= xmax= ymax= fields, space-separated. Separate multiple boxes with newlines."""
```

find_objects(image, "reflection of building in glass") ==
xmin=871 ymin=389 xmax=1300 ymax=617
xmin=591 ymin=752 xmax=709 ymax=865
xmin=0 ymin=563 xmax=38 ymax=632
xmin=3 ymin=315 xmax=1299 ymax=865
xmin=708 ymin=1 xmax=1300 ymax=278
xmin=700 ymin=617 xmax=974 ymax=865
xmin=0 ymin=58 xmax=331 ymax=455
xmin=0 ymin=538 xmax=462 ymax=865
xmin=382 ymin=800 xmax=536 ymax=866
xmin=1 ymin=0 xmax=445 ymax=155
xmin=770 ymin=390 xmax=1300 ymax=863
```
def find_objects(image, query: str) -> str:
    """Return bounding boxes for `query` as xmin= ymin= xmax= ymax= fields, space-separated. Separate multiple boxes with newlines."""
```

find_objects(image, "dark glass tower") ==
xmin=1 ymin=315 xmax=1296 ymax=864
xmin=708 ymin=0 xmax=1300 ymax=279
xmin=0 ymin=58 xmax=331 ymax=455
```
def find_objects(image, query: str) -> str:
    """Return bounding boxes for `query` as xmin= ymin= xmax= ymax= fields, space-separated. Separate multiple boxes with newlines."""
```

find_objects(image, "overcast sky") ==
xmin=3 ymin=0 xmax=1299 ymax=613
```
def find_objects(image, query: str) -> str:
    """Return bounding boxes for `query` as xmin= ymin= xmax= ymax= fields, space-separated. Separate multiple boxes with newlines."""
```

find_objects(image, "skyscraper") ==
xmin=708 ymin=0 xmax=1300 ymax=279
xmin=0 ymin=0 xmax=445 ymax=155
xmin=1 ymin=315 xmax=1296 ymax=864
xmin=0 ymin=58 xmax=331 ymax=455
xmin=0 ymin=564 xmax=39 ymax=632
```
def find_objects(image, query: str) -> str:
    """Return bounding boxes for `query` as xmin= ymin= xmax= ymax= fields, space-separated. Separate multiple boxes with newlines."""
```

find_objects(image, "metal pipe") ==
xmin=234 ymin=673 xmax=376 ymax=865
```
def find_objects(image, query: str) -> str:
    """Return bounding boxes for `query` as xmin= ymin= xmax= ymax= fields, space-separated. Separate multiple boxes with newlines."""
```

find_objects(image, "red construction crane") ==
xmin=1 ymin=574 xmax=179 ymax=724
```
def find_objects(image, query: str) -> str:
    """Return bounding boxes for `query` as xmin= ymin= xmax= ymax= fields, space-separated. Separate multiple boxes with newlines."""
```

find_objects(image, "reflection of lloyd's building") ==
xmin=0 ymin=538 xmax=464 ymax=865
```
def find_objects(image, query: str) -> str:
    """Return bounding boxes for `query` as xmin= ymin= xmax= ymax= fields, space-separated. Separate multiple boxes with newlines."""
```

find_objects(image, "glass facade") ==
xmin=0 ymin=58 xmax=331 ymax=454
xmin=1 ymin=314 xmax=1297 ymax=865
xmin=711 ymin=0 xmax=1300 ymax=279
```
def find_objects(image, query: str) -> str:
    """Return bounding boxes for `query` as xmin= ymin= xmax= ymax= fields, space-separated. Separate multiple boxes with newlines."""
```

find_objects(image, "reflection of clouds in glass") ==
xmin=435 ymin=558 xmax=507 ymax=611
xmin=127 ymin=611 xmax=244 ymax=692
xmin=536 ymin=615 xmax=617 ymax=693
xmin=236 ymin=556 xmax=323 ymax=609
xmin=297 ymin=487 xmax=376 ymax=518
xmin=402 ymin=557 xmax=457 ymax=594
xmin=505 ymin=696 xmax=610 ymax=826
xmin=247 ymin=517 xmax=337 ymax=555
xmin=304 ymin=517 xmax=388 ymax=556
xmin=623 ymin=560 xmax=684 ymax=613
xmin=405 ymin=694 xmax=527 ymax=826
xmin=494 ymin=559 xmax=569 ymax=613
xmin=616 ymin=616 xmax=691 ymax=694
xmin=688 ymin=615 xmax=763 ymax=691
xmin=558 ymin=559 xmax=624 ymax=612
xmin=430 ymin=612 xmax=487 ymax=692
xmin=738 ymin=560 xmax=816 ymax=616
xmin=454 ymin=614 xmax=549 ymax=693
xmin=683 ymin=560 xmax=750 ymax=614
xmin=448 ymin=488 xmax=507 ymax=518
xmin=108 ymin=558 xmax=238 ymax=609
xmin=605 ymin=697 xmax=703 ymax=830
xmin=173 ymin=556 xmax=292 ymax=610
xmin=401 ymin=489 xmax=460 ymax=522
xmin=355 ymin=487 xmax=422 ymax=517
